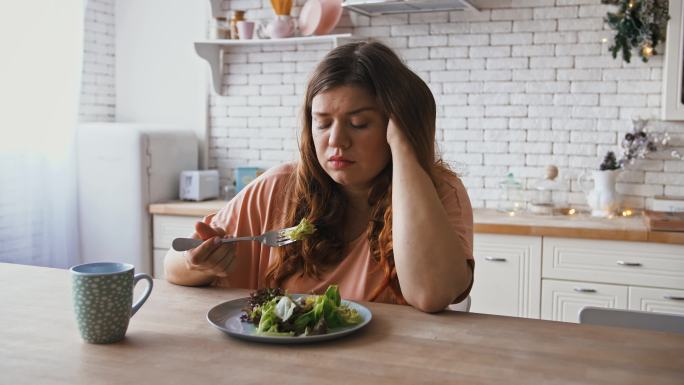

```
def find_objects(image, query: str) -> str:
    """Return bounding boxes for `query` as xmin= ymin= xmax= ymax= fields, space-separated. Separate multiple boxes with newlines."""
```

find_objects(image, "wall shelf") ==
xmin=195 ymin=34 xmax=355 ymax=95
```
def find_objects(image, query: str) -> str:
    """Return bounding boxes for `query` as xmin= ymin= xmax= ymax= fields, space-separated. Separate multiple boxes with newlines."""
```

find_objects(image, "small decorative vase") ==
xmin=578 ymin=169 xmax=622 ymax=217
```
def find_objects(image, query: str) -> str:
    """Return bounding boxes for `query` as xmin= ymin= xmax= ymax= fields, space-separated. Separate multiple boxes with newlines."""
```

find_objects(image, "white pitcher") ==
xmin=578 ymin=169 xmax=622 ymax=217
xmin=256 ymin=15 xmax=296 ymax=39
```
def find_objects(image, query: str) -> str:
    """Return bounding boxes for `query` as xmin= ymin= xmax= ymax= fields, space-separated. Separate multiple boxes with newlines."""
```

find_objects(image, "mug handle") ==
xmin=577 ymin=171 xmax=592 ymax=193
xmin=131 ymin=273 xmax=153 ymax=317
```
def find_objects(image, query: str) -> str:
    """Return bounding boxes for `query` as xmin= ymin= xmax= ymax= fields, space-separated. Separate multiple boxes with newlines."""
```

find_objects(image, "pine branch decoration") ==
xmin=600 ymin=151 xmax=620 ymax=171
xmin=601 ymin=0 xmax=670 ymax=63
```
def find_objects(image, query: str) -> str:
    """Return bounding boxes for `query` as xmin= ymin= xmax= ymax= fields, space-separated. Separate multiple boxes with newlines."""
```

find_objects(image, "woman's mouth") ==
xmin=329 ymin=156 xmax=354 ymax=170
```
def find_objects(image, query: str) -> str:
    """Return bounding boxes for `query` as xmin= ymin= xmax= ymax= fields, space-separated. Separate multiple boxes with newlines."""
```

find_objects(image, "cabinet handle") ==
xmin=616 ymin=261 xmax=642 ymax=267
xmin=484 ymin=257 xmax=507 ymax=262
xmin=664 ymin=295 xmax=684 ymax=301
xmin=573 ymin=288 xmax=597 ymax=293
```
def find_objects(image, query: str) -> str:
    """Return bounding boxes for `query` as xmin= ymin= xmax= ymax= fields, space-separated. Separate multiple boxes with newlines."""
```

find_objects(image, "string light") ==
xmin=641 ymin=44 xmax=653 ymax=57
xmin=621 ymin=209 xmax=633 ymax=217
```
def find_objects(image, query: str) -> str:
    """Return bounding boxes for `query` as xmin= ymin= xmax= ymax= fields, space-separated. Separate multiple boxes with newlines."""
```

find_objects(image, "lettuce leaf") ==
xmin=284 ymin=218 xmax=316 ymax=241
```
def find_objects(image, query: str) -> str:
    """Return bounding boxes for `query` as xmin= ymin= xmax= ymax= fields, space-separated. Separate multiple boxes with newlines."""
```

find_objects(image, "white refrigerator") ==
xmin=77 ymin=123 xmax=198 ymax=274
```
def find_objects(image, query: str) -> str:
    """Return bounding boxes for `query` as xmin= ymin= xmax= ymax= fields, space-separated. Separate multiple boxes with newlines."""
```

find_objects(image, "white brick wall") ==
xmin=79 ymin=0 xmax=115 ymax=122
xmin=210 ymin=0 xmax=684 ymax=210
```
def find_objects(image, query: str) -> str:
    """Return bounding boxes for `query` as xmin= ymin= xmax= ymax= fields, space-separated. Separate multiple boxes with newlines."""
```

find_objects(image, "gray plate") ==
xmin=206 ymin=295 xmax=372 ymax=344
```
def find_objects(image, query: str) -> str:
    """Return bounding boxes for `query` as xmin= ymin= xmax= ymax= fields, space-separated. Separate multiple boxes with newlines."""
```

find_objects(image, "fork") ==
xmin=171 ymin=226 xmax=299 ymax=252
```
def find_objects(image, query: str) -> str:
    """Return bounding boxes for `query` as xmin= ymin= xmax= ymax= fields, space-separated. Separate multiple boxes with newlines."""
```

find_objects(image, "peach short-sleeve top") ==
xmin=210 ymin=163 xmax=473 ymax=304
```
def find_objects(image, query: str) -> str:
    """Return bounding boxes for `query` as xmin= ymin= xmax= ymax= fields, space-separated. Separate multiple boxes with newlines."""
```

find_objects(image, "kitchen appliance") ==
xmin=77 ymin=123 xmax=198 ymax=275
xmin=342 ymin=0 xmax=477 ymax=16
xmin=179 ymin=170 xmax=219 ymax=201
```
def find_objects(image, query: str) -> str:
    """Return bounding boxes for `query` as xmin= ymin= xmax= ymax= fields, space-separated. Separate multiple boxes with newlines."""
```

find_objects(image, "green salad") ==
xmin=283 ymin=218 xmax=316 ymax=241
xmin=240 ymin=285 xmax=362 ymax=337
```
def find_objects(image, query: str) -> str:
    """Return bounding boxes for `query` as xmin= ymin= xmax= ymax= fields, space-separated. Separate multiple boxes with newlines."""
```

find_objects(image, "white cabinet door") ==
xmin=152 ymin=214 xmax=201 ymax=279
xmin=470 ymin=234 xmax=542 ymax=318
xmin=153 ymin=215 xmax=200 ymax=249
xmin=541 ymin=279 xmax=628 ymax=323
xmin=153 ymin=249 xmax=167 ymax=279
xmin=629 ymin=286 xmax=684 ymax=316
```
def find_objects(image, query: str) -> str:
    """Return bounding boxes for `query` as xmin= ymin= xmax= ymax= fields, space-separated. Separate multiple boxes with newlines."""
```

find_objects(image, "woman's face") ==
xmin=311 ymin=85 xmax=391 ymax=193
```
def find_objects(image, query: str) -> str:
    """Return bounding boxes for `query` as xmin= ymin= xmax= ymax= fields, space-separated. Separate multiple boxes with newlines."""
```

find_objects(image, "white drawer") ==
xmin=153 ymin=248 xmax=167 ymax=279
xmin=471 ymin=234 xmax=541 ymax=318
xmin=152 ymin=215 xmax=201 ymax=249
xmin=542 ymin=237 xmax=684 ymax=290
xmin=541 ymin=279 xmax=628 ymax=323
xmin=629 ymin=286 xmax=684 ymax=316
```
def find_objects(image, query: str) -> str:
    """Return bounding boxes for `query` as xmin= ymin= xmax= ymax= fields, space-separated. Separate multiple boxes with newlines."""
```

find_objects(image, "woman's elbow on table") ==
xmin=406 ymin=266 xmax=473 ymax=313
xmin=163 ymin=249 xmax=214 ymax=287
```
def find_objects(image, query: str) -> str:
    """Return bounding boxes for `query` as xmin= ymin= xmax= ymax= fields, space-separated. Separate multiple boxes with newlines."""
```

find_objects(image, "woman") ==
xmin=165 ymin=41 xmax=474 ymax=313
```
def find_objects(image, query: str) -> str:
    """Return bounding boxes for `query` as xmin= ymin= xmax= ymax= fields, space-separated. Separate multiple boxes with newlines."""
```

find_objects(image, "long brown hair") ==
xmin=265 ymin=41 xmax=449 ymax=303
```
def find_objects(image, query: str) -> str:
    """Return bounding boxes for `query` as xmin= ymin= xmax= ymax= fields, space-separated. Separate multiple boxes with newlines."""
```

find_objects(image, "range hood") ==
xmin=342 ymin=0 xmax=478 ymax=16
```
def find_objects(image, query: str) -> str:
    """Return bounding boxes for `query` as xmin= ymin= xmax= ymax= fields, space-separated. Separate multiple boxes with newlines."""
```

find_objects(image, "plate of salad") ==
xmin=206 ymin=285 xmax=372 ymax=344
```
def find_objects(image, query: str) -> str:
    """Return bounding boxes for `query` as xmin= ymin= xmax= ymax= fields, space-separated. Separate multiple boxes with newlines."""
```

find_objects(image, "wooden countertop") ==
xmin=149 ymin=200 xmax=684 ymax=245
xmin=3 ymin=263 xmax=683 ymax=385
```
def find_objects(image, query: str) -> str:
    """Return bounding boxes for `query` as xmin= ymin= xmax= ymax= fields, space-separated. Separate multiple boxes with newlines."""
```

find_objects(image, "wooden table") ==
xmin=2 ymin=263 xmax=683 ymax=385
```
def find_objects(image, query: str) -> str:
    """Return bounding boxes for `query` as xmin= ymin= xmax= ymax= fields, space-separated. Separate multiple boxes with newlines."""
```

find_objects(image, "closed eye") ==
xmin=315 ymin=121 xmax=331 ymax=130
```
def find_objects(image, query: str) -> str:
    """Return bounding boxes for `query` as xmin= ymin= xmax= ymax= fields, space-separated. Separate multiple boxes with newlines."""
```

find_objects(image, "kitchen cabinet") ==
xmin=470 ymin=234 xmax=541 ymax=318
xmin=628 ymin=286 xmax=684 ymax=315
xmin=542 ymin=237 xmax=684 ymax=290
xmin=663 ymin=0 xmax=684 ymax=120
xmin=540 ymin=237 xmax=684 ymax=323
xmin=151 ymin=214 xmax=201 ymax=278
xmin=541 ymin=280 xmax=628 ymax=323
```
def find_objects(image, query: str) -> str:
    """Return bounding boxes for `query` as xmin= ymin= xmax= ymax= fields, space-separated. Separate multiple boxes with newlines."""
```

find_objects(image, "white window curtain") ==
xmin=0 ymin=1 xmax=86 ymax=268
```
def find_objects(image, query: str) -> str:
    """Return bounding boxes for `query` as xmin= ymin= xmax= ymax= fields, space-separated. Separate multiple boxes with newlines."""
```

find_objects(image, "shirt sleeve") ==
xmin=208 ymin=164 xmax=294 ymax=289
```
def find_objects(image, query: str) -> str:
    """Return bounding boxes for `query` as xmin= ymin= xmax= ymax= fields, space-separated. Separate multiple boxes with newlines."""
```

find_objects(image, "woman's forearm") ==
xmin=390 ymin=141 xmax=472 ymax=312
xmin=163 ymin=249 xmax=215 ymax=287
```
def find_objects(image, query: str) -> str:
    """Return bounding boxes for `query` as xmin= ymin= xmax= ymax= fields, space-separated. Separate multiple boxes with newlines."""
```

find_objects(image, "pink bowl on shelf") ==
xmin=298 ymin=0 xmax=342 ymax=36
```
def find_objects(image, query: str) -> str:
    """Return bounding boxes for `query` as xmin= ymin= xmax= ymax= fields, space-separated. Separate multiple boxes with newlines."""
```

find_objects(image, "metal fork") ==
xmin=171 ymin=226 xmax=299 ymax=252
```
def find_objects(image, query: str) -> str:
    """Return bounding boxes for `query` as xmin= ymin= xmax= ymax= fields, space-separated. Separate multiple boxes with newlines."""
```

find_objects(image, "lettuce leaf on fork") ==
xmin=283 ymin=218 xmax=316 ymax=241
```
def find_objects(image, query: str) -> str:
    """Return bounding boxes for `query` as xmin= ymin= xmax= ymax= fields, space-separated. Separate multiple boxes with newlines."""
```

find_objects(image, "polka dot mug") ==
xmin=70 ymin=262 xmax=153 ymax=344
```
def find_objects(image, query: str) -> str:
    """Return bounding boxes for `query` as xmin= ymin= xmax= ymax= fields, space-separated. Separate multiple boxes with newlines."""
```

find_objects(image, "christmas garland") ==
xmin=601 ymin=0 xmax=670 ymax=63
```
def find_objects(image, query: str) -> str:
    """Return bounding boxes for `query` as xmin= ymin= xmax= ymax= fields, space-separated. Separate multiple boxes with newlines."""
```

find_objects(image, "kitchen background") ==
xmin=80 ymin=0 xmax=684 ymax=210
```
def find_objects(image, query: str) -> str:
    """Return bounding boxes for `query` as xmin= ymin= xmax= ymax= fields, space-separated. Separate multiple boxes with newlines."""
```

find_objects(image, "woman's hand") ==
xmin=182 ymin=214 xmax=236 ymax=278
xmin=385 ymin=116 xmax=407 ymax=149
xmin=386 ymin=116 xmax=418 ymax=163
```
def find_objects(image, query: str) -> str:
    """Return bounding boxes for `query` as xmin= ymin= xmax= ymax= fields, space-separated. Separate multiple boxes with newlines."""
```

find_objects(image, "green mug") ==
xmin=70 ymin=262 xmax=153 ymax=344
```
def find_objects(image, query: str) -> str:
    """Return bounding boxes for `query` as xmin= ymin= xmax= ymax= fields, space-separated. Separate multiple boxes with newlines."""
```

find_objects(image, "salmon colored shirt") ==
xmin=211 ymin=163 xmax=474 ymax=305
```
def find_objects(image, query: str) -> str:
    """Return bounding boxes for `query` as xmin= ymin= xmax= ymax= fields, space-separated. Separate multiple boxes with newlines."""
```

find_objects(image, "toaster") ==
xmin=179 ymin=170 xmax=219 ymax=201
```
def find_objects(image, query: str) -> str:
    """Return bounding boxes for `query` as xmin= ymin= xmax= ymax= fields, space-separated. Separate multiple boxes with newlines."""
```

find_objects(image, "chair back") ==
xmin=579 ymin=307 xmax=684 ymax=334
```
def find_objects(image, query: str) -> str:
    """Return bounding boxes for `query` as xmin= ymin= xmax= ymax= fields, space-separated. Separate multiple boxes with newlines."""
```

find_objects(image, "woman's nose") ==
xmin=328 ymin=122 xmax=351 ymax=149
